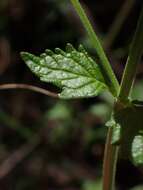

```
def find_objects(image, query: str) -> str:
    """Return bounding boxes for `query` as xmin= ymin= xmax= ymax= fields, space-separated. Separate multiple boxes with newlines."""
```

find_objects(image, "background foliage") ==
xmin=0 ymin=0 xmax=143 ymax=189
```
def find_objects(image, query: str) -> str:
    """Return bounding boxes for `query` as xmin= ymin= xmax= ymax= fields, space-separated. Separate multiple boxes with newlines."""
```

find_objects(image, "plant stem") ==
xmin=119 ymin=5 xmax=143 ymax=101
xmin=103 ymin=127 xmax=119 ymax=190
xmin=103 ymin=5 xmax=143 ymax=186
xmin=0 ymin=83 xmax=58 ymax=98
xmin=70 ymin=0 xmax=119 ymax=97
xmin=104 ymin=0 xmax=135 ymax=50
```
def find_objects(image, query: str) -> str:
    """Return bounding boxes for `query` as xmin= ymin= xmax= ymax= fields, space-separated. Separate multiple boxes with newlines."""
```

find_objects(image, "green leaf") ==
xmin=132 ymin=135 xmax=143 ymax=166
xmin=21 ymin=44 xmax=107 ymax=99
xmin=106 ymin=118 xmax=121 ymax=145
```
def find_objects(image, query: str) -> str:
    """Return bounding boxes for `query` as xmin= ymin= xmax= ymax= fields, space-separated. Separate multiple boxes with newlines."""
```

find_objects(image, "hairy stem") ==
xmin=103 ymin=127 xmax=119 ymax=190
xmin=104 ymin=0 xmax=135 ymax=50
xmin=70 ymin=0 xmax=119 ymax=97
xmin=119 ymin=5 xmax=143 ymax=101
xmin=0 ymin=83 xmax=58 ymax=98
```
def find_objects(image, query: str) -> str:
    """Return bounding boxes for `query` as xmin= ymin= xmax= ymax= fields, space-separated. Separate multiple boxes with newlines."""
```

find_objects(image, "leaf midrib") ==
xmin=36 ymin=61 xmax=103 ymax=83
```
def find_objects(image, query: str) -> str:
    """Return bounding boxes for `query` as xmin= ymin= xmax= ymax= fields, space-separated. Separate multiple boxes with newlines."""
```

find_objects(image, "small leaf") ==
xmin=132 ymin=135 xmax=143 ymax=166
xmin=106 ymin=118 xmax=121 ymax=145
xmin=21 ymin=44 xmax=107 ymax=99
xmin=112 ymin=123 xmax=121 ymax=145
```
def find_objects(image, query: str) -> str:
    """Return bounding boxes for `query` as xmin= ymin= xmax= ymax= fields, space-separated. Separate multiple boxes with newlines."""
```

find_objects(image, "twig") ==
xmin=0 ymin=83 xmax=58 ymax=98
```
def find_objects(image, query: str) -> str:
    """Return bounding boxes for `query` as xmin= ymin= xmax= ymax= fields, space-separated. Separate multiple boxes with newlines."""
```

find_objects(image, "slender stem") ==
xmin=70 ymin=0 xmax=119 ymax=97
xmin=104 ymin=0 xmax=135 ymax=50
xmin=0 ymin=83 xmax=58 ymax=98
xmin=119 ymin=5 xmax=143 ymax=101
xmin=103 ymin=127 xmax=119 ymax=190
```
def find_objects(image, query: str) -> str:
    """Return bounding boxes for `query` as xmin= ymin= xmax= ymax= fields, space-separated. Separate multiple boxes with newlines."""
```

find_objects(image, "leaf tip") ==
xmin=20 ymin=52 xmax=40 ymax=68
xmin=20 ymin=52 xmax=38 ymax=62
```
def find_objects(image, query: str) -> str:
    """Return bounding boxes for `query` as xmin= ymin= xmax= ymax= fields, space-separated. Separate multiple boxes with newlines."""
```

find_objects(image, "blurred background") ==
xmin=0 ymin=0 xmax=143 ymax=189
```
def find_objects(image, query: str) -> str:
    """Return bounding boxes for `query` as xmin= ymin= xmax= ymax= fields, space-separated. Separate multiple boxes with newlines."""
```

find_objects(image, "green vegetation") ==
xmin=20 ymin=1 xmax=143 ymax=190
xmin=1 ymin=0 xmax=143 ymax=190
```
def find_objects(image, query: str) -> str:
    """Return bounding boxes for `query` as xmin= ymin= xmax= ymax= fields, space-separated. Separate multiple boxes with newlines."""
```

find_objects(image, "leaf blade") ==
xmin=21 ymin=44 xmax=107 ymax=99
xmin=132 ymin=135 xmax=143 ymax=166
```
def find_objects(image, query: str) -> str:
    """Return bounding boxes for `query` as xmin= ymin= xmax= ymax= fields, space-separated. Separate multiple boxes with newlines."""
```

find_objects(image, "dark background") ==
xmin=0 ymin=0 xmax=143 ymax=189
